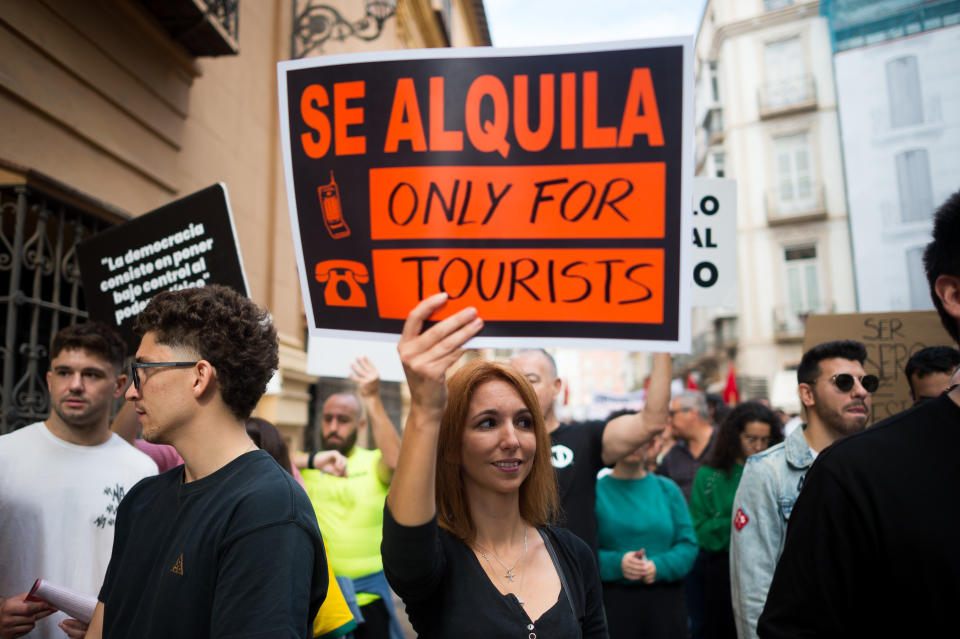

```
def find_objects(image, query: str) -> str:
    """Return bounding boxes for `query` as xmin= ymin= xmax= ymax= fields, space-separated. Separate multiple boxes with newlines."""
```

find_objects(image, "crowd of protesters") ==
xmin=2 ymin=189 xmax=959 ymax=639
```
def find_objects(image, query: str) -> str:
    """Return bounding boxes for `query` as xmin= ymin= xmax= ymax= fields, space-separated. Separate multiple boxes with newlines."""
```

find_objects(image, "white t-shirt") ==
xmin=0 ymin=422 xmax=157 ymax=638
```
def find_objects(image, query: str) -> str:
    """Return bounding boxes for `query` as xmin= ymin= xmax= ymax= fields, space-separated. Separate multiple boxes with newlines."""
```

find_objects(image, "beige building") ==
xmin=0 ymin=0 xmax=490 ymax=440
xmin=688 ymin=0 xmax=858 ymax=410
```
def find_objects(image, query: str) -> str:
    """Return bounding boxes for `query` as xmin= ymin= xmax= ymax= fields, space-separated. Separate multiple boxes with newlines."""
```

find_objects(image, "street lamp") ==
xmin=291 ymin=0 xmax=397 ymax=59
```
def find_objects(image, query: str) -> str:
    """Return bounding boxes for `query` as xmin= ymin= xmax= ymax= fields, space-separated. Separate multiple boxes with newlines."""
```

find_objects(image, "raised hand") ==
xmin=386 ymin=293 xmax=484 ymax=526
xmin=350 ymin=356 xmax=381 ymax=398
xmin=398 ymin=293 xmax=483 ymax=418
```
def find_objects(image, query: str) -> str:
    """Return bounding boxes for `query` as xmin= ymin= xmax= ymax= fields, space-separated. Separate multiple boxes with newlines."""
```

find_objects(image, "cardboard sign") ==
xmin=691 ymin=178 xmax=736 ymax=308
xmin=278 ymin=39 xmax=694 ymax=351
xmin=804 ymin=311 xmax=955 ymax=423
xmin=77 ymin=184 xmax=249 ymax=351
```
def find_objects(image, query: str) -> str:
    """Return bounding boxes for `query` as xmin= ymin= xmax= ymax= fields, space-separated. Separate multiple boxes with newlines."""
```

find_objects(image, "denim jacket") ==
xmin=729 ymin=425 xmax=814 ymax=639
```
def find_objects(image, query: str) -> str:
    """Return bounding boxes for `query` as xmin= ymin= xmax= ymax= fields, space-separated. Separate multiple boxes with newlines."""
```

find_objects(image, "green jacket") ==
xmin=689 ymin=463 xmax=743 ymax=552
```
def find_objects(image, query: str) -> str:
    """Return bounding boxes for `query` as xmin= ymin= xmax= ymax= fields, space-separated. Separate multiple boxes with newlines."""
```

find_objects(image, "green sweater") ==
xmin=688 ymin=463 xmax=743 ymax=552
xmin=595 ymin=473 xmax=698 ymax=584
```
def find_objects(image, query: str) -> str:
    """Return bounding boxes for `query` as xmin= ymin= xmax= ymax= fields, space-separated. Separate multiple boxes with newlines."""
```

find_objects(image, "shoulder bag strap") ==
xmin=538 ymin=528 xmax=580 ymax=634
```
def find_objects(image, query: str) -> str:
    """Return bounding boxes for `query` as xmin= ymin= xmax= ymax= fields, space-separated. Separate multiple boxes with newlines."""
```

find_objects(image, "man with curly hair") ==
xmin=84 ymin=285 xmax=327 ymax=639
xmin=758 ymin=189 xmax=960 ymax=637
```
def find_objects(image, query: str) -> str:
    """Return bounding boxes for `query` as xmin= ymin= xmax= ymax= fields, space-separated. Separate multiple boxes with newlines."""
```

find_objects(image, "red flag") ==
xmin=686 ymin=373 xmax=700 ymax=391
xmin=723 ymin=363 xmax=739 ymax=405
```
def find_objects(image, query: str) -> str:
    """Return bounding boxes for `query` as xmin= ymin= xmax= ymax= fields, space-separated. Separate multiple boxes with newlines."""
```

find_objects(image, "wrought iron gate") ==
xmin=1 ymin=184 xmax=114 ymax=434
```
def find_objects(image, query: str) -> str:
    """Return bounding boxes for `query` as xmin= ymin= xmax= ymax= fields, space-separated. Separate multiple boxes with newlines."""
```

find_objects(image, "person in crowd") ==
xmin=757 ymin=190 xmax=960 ymax=637
xmin=903 ymin=345 xmax=960 ymax=405
xmin=509 ymin=349 xmax=670 ymax=552
xmin=246 ymin=416 xmax=295 ymax=474
xmin=298 ymin=357 xmax=403 ymax=639
xmin=247 ymin=415 xmax=323 ymax=487
xmin=657 ymin=390 xmax=715 ymax=500
xmin=0 ymin=323 xmax=157 ymax=639
xmin=657 ymin=390 xmax=715 ymax=638
xmin=596 ymin=434 xmax=698 ymax=639
xmin=84 ymin=285 xmax=326 ymax=639
xmin=705 ymin=393 xmax=730 ymax=427
xmin=688 ymin=402 xmax=782 ymax=639
xmin=246 ymin=417 xmax=357 ymax=639
xmin=729 ymin=339 xmax=875 ymax=639
xmin=382 ymin=293 xmax=607 ymax=638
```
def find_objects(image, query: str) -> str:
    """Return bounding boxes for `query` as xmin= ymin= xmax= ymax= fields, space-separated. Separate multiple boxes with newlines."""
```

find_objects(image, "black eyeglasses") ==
xmin=829 ymin=373 xmax=879 ymax=393
xmin=130 ymin=361 xmax=199 ymax=391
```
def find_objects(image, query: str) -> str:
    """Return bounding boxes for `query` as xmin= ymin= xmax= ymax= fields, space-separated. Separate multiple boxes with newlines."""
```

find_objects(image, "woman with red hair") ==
xmin=381 ymin=293 xmax=607 ymax=639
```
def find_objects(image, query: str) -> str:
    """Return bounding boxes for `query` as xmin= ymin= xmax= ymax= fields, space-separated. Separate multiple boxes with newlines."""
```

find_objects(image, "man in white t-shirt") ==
xmin=0 ymin=323 xmax=157 ymax=639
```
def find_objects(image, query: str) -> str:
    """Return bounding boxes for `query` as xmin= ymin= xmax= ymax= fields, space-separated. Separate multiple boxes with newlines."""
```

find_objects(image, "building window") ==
xmin=764 ymin=0 xmax=793 ymax=10
xmin=896 ymin=148 xmax=933 ymax=223
xmin=773 ymin=133 xmax=815 ymax=213
xmin=713 ymin=152 xmax=726 ymax=178
xmin=886 ymin=55 xmax=923 ymax=127
xmin=784 ymin=244 xmax=822 ymax=315
xmin=907 ymin=246 xmax=933 ymax=310
xmin=764 ymin=37 xmax=807 ymax=110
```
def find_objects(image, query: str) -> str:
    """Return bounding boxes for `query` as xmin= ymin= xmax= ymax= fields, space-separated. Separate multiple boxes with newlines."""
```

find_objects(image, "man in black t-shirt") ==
xmin=758 ymin=189 xmax=960 ymax=637
xmin=510 ymin=350 xmax=670 ymax=551
xmin=85 ymin=285 xmax=327 ymax=639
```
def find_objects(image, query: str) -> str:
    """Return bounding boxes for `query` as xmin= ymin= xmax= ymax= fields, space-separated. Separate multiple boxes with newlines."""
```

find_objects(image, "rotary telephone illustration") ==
xmin=315 ymin=260 xmax=369 ymax=307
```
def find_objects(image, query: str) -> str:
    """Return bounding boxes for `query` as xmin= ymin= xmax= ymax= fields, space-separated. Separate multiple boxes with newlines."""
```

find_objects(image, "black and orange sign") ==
xmin=279 ymin=40 xmax=693 ymax=348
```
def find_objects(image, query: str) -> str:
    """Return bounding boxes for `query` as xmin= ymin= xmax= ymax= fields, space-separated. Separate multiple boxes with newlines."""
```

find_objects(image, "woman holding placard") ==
xmin=381 ymin=293 xmax=607 ymax=638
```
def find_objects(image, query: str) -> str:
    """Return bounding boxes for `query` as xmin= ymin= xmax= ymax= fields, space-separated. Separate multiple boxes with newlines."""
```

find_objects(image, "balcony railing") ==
xmin=138 ymin=0 xmax=239 ymax=57
xmin=758 ymin=74 xmax=817 ymax=119
xmin=766 ymin=184 xmax=827 ymax=226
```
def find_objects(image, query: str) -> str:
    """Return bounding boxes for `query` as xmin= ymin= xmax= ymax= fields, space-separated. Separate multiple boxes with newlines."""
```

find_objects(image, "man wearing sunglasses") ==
xmin=82 ymin=285 xmax=327 ymax=639
xmin=759 ymin=191 xmax=960 ymax=637
xmin=729 ymin=339 xmax=874 ymax=639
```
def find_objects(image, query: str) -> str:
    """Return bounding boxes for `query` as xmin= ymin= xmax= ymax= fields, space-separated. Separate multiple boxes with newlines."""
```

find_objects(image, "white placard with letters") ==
xmin=691 ymin=178 xmax=737 ymax=308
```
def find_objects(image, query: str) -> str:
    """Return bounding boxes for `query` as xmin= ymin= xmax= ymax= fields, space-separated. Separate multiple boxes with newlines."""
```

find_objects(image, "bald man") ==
xmin=300 ymin=358 xmax=402 ymax=639
xmin=510 ymin=350 xmax=670 ymax=552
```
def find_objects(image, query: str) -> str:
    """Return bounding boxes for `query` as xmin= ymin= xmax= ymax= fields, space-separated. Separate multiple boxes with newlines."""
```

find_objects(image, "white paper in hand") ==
xmin=26 ymin=578 xmax=97 ymax=624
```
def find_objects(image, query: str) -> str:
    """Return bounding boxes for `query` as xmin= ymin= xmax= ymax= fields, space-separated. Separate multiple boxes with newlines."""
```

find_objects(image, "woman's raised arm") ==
xmin=386 ymin=293 xmax=483 ymax=526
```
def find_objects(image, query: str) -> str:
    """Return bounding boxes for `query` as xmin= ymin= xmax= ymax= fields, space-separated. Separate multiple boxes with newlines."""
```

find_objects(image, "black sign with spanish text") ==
xmin=77 ymin=184 xmax=249 ymax=351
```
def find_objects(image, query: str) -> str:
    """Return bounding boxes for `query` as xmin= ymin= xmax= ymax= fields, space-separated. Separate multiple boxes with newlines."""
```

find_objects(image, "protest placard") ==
xmin=691 ymin=178 xmax=736 ymax=308
xmin=77 ymin=184 xmax=249 ymax=351
xmin=804 ymin=310 xmax=955 ymax=424
xmin=278 ymin=38 xmax=694 ymax=351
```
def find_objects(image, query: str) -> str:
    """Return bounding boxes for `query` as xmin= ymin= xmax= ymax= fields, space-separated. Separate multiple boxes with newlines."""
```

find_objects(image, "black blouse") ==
xmin=382 ymin=505 xmax=608 ymax=639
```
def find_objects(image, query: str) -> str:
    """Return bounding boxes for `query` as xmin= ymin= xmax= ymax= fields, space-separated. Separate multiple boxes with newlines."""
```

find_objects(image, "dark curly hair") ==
xmin=51 ymin=321 xmax=126 ymax=371
xmin=797 ymin=340 xmax=866 ymax=385
xmin=705 ymin=401 xmax=783 ymax=475
xmin=132 ymin=285 xmax=278 ymax=420
xmin=924 ymin=189 xmax=960 ymax=344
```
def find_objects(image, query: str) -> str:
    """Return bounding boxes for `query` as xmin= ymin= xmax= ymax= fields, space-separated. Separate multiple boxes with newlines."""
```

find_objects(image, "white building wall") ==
xmin=835 ymin=25 xmax=960 ymax=312
xmin=693 ymin=0 xmax=857 ymax=403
